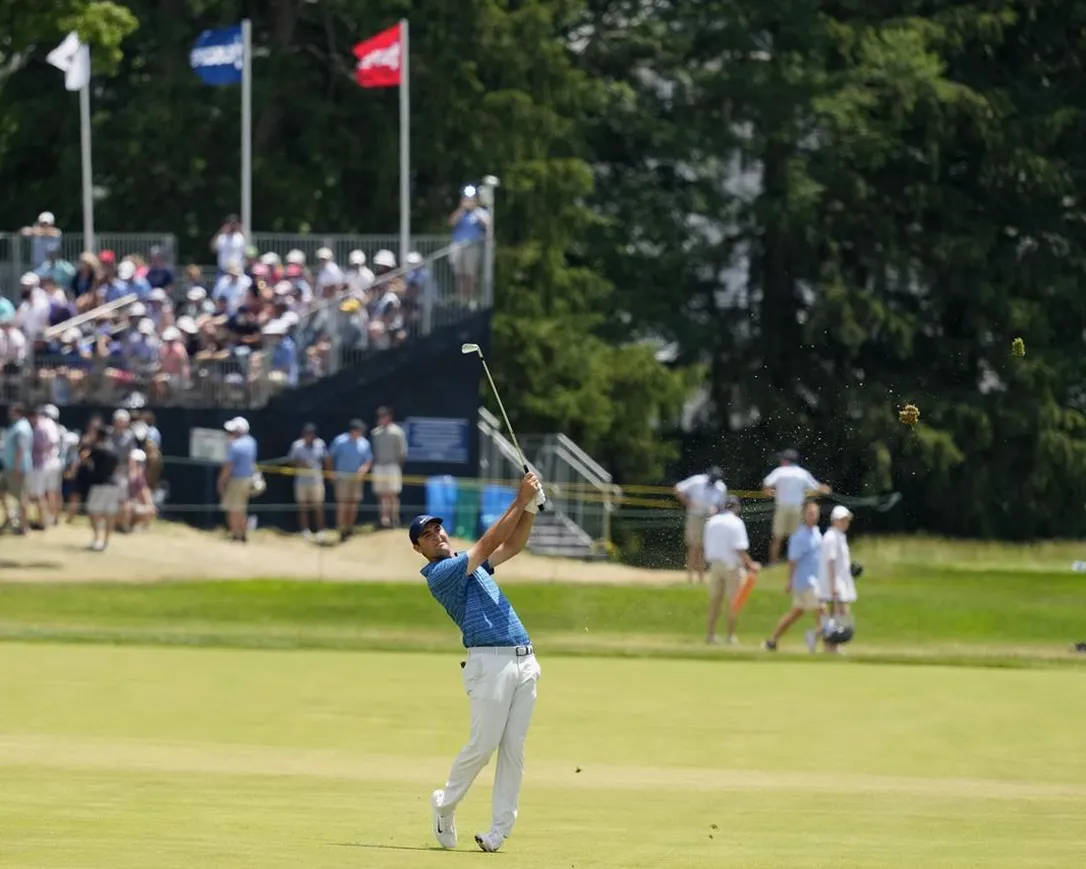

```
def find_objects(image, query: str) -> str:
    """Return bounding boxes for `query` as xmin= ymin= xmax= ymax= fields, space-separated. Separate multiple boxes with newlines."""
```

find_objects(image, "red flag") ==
xmin=353 ymin=24 xmax=402 ymax=88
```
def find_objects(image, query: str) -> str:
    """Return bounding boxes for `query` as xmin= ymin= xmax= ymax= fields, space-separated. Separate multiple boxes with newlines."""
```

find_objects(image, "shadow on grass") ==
xmin=330 ymin=842 xmax=448 ymax=853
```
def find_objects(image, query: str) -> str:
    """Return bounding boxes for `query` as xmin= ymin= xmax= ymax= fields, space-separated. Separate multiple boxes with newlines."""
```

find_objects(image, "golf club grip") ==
xmin=524 ymin=463 xmax=546 ymax=513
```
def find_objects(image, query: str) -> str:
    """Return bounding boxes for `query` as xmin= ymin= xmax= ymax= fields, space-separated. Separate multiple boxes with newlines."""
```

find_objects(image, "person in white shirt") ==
xmin=315 ymin=247 xmax=345 ymax=295
xmin=347 ymin=249 xmax=375 ymax=296
xmin=702 ymin=495 xmax=760 ymax=644
xmin=211 ymin=215 xmax=246 ymax=274
xmin=762 ymin=448 xmax=830 ymax=565
xmin=674 ymin=466 xmax=727 ymax=584
xmin=818 ymin=505 xmax=856 ymax=653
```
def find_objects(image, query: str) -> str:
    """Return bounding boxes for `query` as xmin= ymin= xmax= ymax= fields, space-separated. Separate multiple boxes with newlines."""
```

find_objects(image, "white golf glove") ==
xmin=524 ymin=480 xmax=546 ymax=514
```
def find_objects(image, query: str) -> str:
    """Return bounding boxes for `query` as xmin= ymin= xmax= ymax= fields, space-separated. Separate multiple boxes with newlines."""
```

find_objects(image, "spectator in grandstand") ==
xmin=368 ymin=250 xmax=406 ymax=349
xmin=762 ymin=449 xmax=831 ymax=565
xmin=818 ymin=505 xmax=856 ymax=654
xmin=28 ymin=404 xmax=62 ymax=529
xmin=263 ymin=319 xmax=299 ymax=387
xmin=108 ymin=260 xmax=152 ymax=303
xmin=43 ymin=278 xmax=75 ymax=328
xmin=703 ymin=495 xmax=760 ymax=645
xmin=763 ymin=500 xmax=825 ymax=653
xmin=0 ymin=315 xmax=27 ymax=371
xmin=146 ymin=287 xmax=174 ymax=330
xmin=153 ymin=326 xmax=190 ymax=400
xmin=289 ymin=422 xmax=328 ymax=539
xmin=120 ymin=448 xmax=156 ymax=533
xmin=448 ymin=186 xmax=489 ymax=303
xmin=37 ymin=243 xmax=76 ymax=288
xmin=72 ymin=252 xmax=102 ymax=306
xmin=674 ymin=466 xmax=728 ymax=584
xmin=85 ymin=426 xmax=120 ymax=551
xmin=371 ymin=405 xmax=407 ymax=529
xmin=3 ymin=403 xmax=33 ymax=534
xmin=180 ymin=285 xmax=214 ymax=320
xmin=98 ymin=248 xmax=117 ymax=280
xmin=211 ymin=215 xmax=246 ymax=275
xmin=316 ymin=247 xmax=345 ymax=296
xmin=347 ymin=250 xmax=375 ymax=295
xmin=259 ymin=251 xmax=283 ymax=282
xmin=218 ymin=416 xmax=256 ymax=542
xmin=132 ymin=411 xmax=163 ymax=489
xmin=404 ymin=250 xmax=431 ymax=330
xmin=0 ymin=293 xmax=15 ymax=323
xmin=327 ymin=418 xmax=373 ymax=542
xmin=15 ymin=273 xmax=51 ymax=346
xmin=176 ymin=315 xmax=200 ymax=356
xmin=212 ymin=260 xmax=251 ymax=314
xmin=145 ymin=247 xmax=175 ymax=293
xmin=128 ymin=319 xmax=161 ymax=374
xmin=20 ymin=211 xmax=63 ymax=269
xmin=284 ymin=259 xmax=313 ymax=305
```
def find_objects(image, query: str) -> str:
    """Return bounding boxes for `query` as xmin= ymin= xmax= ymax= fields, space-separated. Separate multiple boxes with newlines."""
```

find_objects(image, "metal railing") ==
xmin=1 ymin=232 xmax=177 ymax=300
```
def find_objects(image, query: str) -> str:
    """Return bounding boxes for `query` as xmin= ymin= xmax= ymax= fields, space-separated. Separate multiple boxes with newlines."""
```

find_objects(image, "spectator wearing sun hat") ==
xmin=106 ymin=260 xmax=151 ymax=303
xmin=263 ymin=319 xmax=299 ymax=387
xmin=219 ymin=416 xmax=257 ymax=542
xmin=153 ymin=326 xmax=190 ymax=400
xmin=146 ymin=287 xmax=174 ymax=330
xmin=316 ymin=246 xmax=345 ymax=295
xmin=347 ymin=250 xmax=375 ymax=296
xmin=404 ymin=250 xmax=431 ymax=330
xmin=20 ymin=211 xmax=63 ymax=269
xmin=15 ymin=273 xmax=51 ymax=344
xmin=121 ymin=447 xmax=156 ymax=533
xmin=818 ymin=505 xmax=856 ymax=653
xmin=212 ymin=260 xmax=252 ymax=314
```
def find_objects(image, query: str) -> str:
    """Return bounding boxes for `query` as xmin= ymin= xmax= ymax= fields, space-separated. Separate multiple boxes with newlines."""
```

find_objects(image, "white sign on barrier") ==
xmin=190 ymin=427 xmax=229 ymax=463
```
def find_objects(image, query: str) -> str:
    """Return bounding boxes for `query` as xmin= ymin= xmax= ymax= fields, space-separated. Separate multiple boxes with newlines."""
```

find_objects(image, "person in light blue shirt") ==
xmin=3 ymin=403 xmax=34 ymax=533
xmin=763 ymin=500 xmax=826 ymax=652
xmin=217 ymin=416 xmax=257 ymax=542
xmin=413 ymin=471 xmax=545 ymax=854
xmin=448 ymin=187 xmax=490 ymax=302
xmin=327 ymin=419 xmax=373 ymax=541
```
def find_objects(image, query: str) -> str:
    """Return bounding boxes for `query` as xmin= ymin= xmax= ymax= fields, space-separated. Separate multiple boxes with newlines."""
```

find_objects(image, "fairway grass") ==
xmin=2 ymin=643 xmax=1085 ymax=867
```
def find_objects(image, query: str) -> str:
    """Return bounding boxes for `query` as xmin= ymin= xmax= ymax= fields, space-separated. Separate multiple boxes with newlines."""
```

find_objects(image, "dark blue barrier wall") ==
xmin=4 ymin=311 xmax=490 ymax=531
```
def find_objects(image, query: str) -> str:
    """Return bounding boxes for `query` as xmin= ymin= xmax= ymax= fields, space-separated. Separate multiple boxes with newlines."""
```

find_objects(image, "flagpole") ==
xmin=399 ymin=18 xmax=410 ymax=265
xmin=79 ymin=81 xmax=95 ymax=251
xmin=241 ymin=18 xmax=252 ymax=239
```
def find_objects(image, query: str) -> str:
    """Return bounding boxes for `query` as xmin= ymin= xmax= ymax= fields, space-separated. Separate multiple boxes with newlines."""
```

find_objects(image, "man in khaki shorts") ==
xmin=702 ymin=495 xmax=761 ymax=644
xmin=763 ymin=500 xmax=826 ymax=652
xmin=218 ymin=417 xmax=257 ymax=542
xmin=288 ymin=422 xmax=327 ymax=540
xmin=674 ymin=466 xmax=727 ymax=584
xmin=762 ymin=449 xmax=830 ymax=564
xmin=327 ymin=419 xmax=373 ymax=542
xmin=370 ymin=406 xmax=407 ymax=528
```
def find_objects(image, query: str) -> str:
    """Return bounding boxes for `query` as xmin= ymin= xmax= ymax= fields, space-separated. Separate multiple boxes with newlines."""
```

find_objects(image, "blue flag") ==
xmin=190 ymin=25 xmax=244 ymax=85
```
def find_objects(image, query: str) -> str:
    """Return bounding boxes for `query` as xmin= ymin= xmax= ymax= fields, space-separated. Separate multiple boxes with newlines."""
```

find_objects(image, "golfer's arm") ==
xmin=739 ymin=549 xmax=756 ymax=570
xmin=218 ymin=462 xmax=232 ymax=491
xmin=488 ymin=511 xmax=535 ymax=567
xmin=467 ymin=500 xmax=526 ymax=574
xmin=674 ymin=489 xmax=690 ymax=508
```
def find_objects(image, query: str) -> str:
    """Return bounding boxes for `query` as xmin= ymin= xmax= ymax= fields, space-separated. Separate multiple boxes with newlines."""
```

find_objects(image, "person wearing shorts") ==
xmin=218 ymin=417 xmax=257 ymax=542
xmin=288 ymin=422 xmax=327 ymax=539
xmin=818 ymin=505 xmax=856 ymax=654
xmin=702 ymin=495 xmax=760 ymax=645
xmin=3 ymin=403 xmax=33 ymax=534
xmin=762 ymin=449 xmax=830 ymax=564
xmin=763 ymin=500 xmax=826 ymax=652
xmin=674 ymin=467 xmax=727 ymax=584
xmin=327 ymin=419 xmax=373 ymax=541
xmin=370 ymin=406 xmax=407 ymax=529
xmin=85 ymin=428 xmax=120 ymax=551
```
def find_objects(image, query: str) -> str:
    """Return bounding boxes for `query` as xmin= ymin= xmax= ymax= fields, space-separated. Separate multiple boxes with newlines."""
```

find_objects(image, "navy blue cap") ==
xmin=409 ymin=514 xmax=443 ymax=544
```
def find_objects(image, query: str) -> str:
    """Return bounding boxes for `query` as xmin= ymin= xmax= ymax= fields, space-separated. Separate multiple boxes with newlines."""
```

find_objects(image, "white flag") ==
xmin=47 ymin=31 xmax=91 ymax=91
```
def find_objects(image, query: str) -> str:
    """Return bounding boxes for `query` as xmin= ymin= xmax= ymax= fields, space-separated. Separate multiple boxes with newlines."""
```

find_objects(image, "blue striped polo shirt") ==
xmin=421 ymin=552 xmax=530 ymax=648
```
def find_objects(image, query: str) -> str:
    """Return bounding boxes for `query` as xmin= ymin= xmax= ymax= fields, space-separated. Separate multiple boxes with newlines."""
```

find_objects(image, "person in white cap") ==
xmin=28 ymin=404 xmax=62 ymax=528
xmin=286 ymin=249 xmax=306 ymax=267
xmin=21 ymin=211 xmax=62 ymax=269
xmin=315 ymin=246 xmax=344 ymax=294
xmin=818 ymin=505 xmax=856 ymax=653
xmin=154 ymin=326 xmax=190 ymax=400
xmin=674 ymin=466 xmax=727 ymax=584
xmin=703 ymin=495 xmax=760 ymax=644
xmin=15 ymin=273 xmax=50 ymax=342
xmin=212 ymin=260 xmax=251 ymax=314
xmin=347 ymin=249 xmax=375 ymax=295
xmin=108 ymin=259 xmax=151 ymax=304
xmin=121 ymin=448 xmax=156 ymax=533
xmin=218 ymin=417 xmax=257 ymax=542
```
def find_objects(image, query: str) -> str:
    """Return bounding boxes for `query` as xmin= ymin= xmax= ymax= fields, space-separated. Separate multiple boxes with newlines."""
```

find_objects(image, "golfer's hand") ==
xmin=516 ymin=472 xmax=541 ymax=507
xmin=750 ymin=561 xmax=762 ymax=572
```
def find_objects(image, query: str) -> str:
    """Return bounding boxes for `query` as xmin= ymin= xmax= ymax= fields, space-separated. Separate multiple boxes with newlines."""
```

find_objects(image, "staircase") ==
xmin=478 ymin=408 xmax=618 ymax=559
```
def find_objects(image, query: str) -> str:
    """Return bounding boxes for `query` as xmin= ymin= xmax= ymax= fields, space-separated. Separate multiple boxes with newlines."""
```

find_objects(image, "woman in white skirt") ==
xmin=818 ymin=505 xmax=856 ymax=653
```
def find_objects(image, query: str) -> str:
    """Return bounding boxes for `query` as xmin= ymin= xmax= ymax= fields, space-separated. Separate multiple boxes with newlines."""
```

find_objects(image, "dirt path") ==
xmin=0 ymin=520 xmax=684 ymax=585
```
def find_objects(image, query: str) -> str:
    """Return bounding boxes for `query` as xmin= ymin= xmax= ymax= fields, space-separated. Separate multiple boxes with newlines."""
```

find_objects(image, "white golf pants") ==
xmin=441 ymin=646 xmax=540 ymax=837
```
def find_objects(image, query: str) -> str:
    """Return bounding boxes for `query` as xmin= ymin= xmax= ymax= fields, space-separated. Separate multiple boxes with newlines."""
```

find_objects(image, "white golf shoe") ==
xmin=474 ymin=830 xmax=505 ymax=852
xmin=430 ymin=789 xmax=457 ymax=849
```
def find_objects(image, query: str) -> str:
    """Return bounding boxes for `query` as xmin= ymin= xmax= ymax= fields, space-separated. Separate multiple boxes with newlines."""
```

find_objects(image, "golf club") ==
xmin=461 ymin=342 xmax=545 ymax=511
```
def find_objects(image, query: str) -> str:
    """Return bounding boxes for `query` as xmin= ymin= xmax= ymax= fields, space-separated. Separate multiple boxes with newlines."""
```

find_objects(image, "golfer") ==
xmin=414 ymin=471 xmax=544 ymax=854
xmin=674 ymin=466 xmax=727 ymax=584
xmin=763 ymin=500 xmax=825 ymax=652
xmin=818 ymin=505 xmax=856 ymax=653
xmin=703 ymin=495 xmax=760 ymax=645
xmin=762 ymin=449 xmax=830 ymax=565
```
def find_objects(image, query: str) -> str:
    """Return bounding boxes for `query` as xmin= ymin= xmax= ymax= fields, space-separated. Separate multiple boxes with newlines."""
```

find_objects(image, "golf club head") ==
xmin=461 ymin=342 xmax=482 ymax=356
